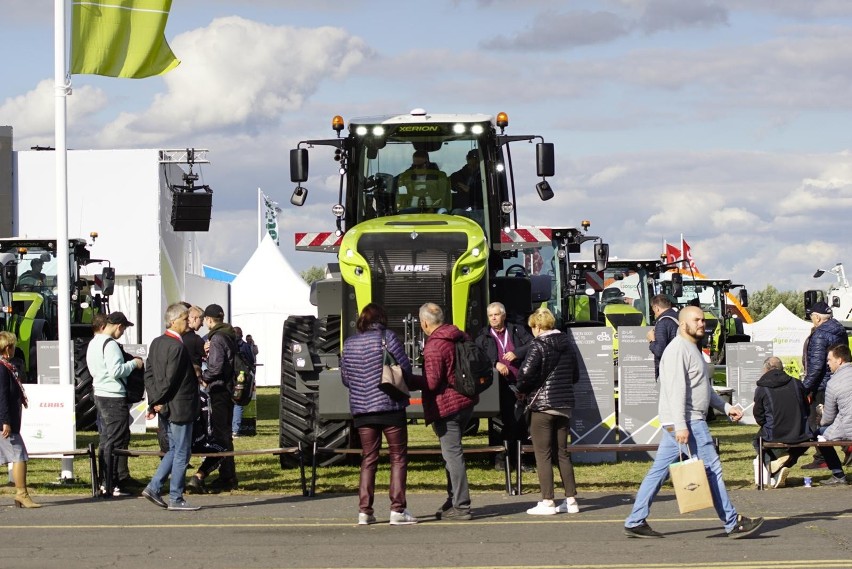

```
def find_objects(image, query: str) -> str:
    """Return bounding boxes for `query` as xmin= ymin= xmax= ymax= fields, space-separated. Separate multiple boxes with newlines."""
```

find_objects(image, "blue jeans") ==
xmin=625 ymin=420 xmax=739 ymax=532
xmin=232 ymin=404 xmax=243 ymax=434
xmin=432 ymin=406 xmax=473 ymax=511
xmin=147 ymin=420 xmax=193 ymax=502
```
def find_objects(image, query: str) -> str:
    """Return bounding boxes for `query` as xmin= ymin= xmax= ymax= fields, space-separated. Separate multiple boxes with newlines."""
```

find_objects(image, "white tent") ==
xmin=743 ymin=304 xmax=812 ymax=358
xmin=231 ymin=234 xmax=316 ymax=386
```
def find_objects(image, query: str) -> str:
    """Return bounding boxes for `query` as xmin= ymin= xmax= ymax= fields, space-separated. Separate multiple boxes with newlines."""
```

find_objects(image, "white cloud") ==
xmin=0 ymin=80 xmax=108 ymax=145
xmin=96 ymin=17 xmax=373 ymax=145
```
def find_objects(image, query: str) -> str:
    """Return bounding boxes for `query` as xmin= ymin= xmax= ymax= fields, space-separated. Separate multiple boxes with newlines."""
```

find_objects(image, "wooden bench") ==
xmin=113 ymin=446 xmax=308 ymax=496
xmin=309 ymin=442 xmax=511 ymax=497
xmin=757 ymin=438 xmax=852 ymax=490
xmin=29 ymin=444 xmax=98 ymax=498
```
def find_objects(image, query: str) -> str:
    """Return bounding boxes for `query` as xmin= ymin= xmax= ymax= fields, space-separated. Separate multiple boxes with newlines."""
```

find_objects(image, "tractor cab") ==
xmin=0 ymin=238 xmax=114 ymax=380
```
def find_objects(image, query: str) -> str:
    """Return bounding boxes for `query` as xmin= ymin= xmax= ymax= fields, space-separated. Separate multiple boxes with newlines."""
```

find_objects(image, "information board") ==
xmin=20 ymin=384 xmax=75 ymax=456
xmin=726 ymin=342 xmax=772 ymax=426
xmin=617 ymin=326 xmax=662 ymax=455
xmin=569 ymin=327 xmax=616 ymax=464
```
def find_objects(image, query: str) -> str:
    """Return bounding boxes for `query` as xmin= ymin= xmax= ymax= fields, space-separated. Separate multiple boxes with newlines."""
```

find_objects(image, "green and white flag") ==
xmin=71 ymin=0 xmax=180 ymax=78
xmin=260 ymin=190 xmax=281 ymax=246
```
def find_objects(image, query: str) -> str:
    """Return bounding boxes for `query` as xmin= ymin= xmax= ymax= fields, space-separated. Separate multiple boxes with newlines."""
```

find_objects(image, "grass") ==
xmin=14 ymin=387 xmax=815 ymax=496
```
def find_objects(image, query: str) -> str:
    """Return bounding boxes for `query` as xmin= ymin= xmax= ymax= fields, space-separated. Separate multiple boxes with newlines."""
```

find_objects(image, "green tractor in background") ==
xmin=0 ymin=238 xmax=115 ymax=429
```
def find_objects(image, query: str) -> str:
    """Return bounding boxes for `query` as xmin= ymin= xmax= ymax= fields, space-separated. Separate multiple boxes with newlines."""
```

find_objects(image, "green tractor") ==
xmin=280 ymin=110 xmax=607 ymax=464
xmin=0 ymin=238 xmax=115 ymax=429
xmin=659 ymin=274 xmax=749 ymax=365
xmin=564 ymin=259 xmax=668 ymax=364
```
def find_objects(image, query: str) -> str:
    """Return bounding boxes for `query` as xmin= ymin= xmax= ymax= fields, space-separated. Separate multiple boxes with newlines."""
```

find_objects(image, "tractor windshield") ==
xmin=673 ymin=281 xmax=723 ymax=318
xmin=16 ymin=252 xmax=58 ymax=295
xmin=351 ymin=127 xmax=489 ymax=228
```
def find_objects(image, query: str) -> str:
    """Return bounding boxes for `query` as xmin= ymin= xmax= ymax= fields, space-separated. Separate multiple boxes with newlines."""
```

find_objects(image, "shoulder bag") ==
xmin=378 ymin=331 xmax=409 ymax=402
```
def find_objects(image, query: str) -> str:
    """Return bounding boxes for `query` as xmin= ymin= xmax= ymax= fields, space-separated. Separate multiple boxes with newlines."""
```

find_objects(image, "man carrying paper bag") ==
xmin=624 ymin=306 xmax=764 ymax=539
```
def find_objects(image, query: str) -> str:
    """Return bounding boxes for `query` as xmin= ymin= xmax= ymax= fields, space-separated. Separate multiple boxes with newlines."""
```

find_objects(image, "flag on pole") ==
xmin=681 ymin=237 xmax=700 ymax=273
xmin=665 ymin=243 xmax=681 ymax=265
xmin=71 ymin=0 xmax=180 ymax=78
xmin=261 ymin=191 xmax=281 ymax=245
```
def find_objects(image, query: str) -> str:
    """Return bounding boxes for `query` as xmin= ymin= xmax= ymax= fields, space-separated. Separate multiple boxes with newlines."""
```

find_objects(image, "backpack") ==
xmin=231 ymin=350 xmax=255 ymax=406
xmin=452 ymin=337 xmax=493 ymax=397
xmin=102 ymin=338 xmax=145 ymax=404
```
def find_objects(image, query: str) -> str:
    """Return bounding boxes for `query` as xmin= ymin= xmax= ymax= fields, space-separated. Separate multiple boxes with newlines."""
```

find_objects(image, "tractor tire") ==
xmin=279 ymin=315 xmax=353 ymax=468
xmin=73 ymin=337 xmax=98 ymax=431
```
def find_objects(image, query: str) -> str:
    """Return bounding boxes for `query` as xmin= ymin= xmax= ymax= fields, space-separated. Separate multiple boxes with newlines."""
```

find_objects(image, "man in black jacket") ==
xmin=801 ymin=301 xmax=848 ymax=469
xmin=647 ymin=294 xmax=679 ymax=379
xmin=476 ymin=302 xmax=533 ymax=470
xmin=753 ymin=356 xmax=810 ymax=488
xmin=142 ymin=303 xmax=201 ymax=511
xmin=187 ymin=304 xmax=238 ymax=494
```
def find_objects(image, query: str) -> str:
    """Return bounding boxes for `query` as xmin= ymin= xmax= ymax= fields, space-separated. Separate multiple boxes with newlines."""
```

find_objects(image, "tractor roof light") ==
xmin=471 ymin=124 xmax=484 ymax=134
xmin=581 ymin=220 xmax=591 ymax=231
xmin=332 ymin=115 xmax=345 ymax=135
xmin=496 ymin=112 xmax=509 ymax=132
xmin=453 ymin=123 xmax=466 ymax=134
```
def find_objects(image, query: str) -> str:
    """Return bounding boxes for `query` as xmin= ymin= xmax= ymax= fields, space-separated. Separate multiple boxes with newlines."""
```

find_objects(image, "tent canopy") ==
xmin=231 ymin=234 xmax=316 ymax=385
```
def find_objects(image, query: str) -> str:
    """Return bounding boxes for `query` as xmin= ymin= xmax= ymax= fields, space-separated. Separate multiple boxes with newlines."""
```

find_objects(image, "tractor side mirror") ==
xmin=739 ymin=288 xmax=749 ymax=308
xmin=671 ymin=273 xmax=684 ymax=299
xmin=536 ymin=143 xmax=554 ymax=177
xmin=1 ymin=262 xmax=17 ymax=293
xmin=593 ymin=242 xmax=609 ymax=272
xmin=290 ymin=148 xmax=308 ymax=183
xmin=100 ymin=267 xmax=115 ymax=297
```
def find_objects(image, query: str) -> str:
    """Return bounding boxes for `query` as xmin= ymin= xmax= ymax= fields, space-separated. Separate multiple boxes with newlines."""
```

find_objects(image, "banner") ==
xmin=261 ymin=190 xmax=281 ymax=245
xmin=665 ymin=243 xmax=681 ymax=265
xmin=681 ymin=236 xmax=700 ymax=273
xmin=71 ymin=0 xmax=181 ymax=78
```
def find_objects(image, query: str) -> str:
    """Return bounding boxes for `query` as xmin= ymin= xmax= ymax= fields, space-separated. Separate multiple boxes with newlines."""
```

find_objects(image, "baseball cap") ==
xmin=203 ymin=303 xmax=225 ymax=319
xmin=106 ymin=312 xmax=133 ymax=327
xmin=811 ymin=301 xmax=832 ymax=316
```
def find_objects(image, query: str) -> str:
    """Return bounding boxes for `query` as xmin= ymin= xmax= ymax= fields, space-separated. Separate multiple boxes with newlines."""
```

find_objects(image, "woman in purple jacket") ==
xmin=340 ymin=303 xmax=418 ymax=526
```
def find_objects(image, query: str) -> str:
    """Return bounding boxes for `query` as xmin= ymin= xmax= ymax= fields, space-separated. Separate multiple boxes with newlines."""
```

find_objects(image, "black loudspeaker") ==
xmin=171 ymin=191 xmax=212 ymax=231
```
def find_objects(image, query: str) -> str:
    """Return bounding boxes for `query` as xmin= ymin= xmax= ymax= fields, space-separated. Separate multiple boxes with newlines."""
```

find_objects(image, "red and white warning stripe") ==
xmin=294 ymin=232 xmax=343 ymax=252
xmin=585 ymin=271 xmax=605 ymax=292
xmin=495 ymin=226 xmax=552 ymax=251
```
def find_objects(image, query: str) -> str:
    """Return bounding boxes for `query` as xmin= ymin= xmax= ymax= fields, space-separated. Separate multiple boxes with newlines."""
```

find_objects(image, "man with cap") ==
xmin=450 ymin=149 xmax=483 ymax=211
xmin=85 ymin=311 xmax=143 ymax=497
xmin=801 ymin=301 xmax=848 ymax=469
xmin=187 ymin=304 xmax=239 ymax=493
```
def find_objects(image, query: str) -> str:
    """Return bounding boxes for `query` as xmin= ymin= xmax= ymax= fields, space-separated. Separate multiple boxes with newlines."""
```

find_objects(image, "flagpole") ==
xmin=257 ymin=188 xmax=263 ymax=246
xmin=55 ymin=0 xmax=74 ymax=480
xmin=680 ymin=233 xmax=685 ymax=270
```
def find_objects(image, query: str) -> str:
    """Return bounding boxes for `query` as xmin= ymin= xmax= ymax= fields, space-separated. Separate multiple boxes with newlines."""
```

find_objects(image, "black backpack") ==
xmin=452 ymin=337 xmax=493 ymax=397
xmin=102 ymin=338 xmax=145 ymax=404
xmin=231 ymin=350 xmax=255 ymax=406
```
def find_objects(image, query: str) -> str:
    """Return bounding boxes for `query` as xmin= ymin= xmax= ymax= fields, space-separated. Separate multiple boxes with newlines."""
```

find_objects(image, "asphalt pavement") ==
xmin=3 ymin=483 xmax=852 ymax=569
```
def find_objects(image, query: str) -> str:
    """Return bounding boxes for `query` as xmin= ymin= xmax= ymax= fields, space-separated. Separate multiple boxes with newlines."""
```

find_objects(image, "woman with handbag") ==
xmin=340 ymin=303 xmax=418 ymax=525
xmin=0 ymin=331 xmax=41 ymax=508
xmin=515 ymin=307 xmax=580 ymax=515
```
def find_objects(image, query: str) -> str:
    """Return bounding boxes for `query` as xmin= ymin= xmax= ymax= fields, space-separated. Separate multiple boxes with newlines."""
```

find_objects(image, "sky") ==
xmin=2 ymin=0 xmax=852 ymax=294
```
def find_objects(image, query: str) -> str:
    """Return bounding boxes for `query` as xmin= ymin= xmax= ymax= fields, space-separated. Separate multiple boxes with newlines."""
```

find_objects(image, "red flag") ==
xmin=665 ymin=244 xmax=681 ymax=265
xmin=682 ymin=239 xmax=700 ymax=273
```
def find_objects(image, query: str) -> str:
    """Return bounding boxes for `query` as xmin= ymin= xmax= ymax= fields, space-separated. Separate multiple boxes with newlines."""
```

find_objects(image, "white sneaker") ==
xmin=358 ymin=512 xmax=377 ymax=525
xmin=557 ymin=498 xmax=579 ymax=514
xmin=771 ymin=467 xmax=790 ymax=489
xmin=526 ymin=500 xmax=558 ymax=515
xmin=769 ymin=454 xmax=789 ymax=474
xmin=389 ymin=509 xmax=419 ymax=525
